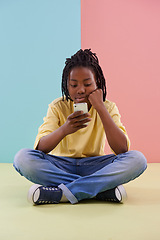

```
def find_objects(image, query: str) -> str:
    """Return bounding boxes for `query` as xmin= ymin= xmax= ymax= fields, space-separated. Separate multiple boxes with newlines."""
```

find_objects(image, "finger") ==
xmin=87 ymin=88 xmax=99 ymax=98
xmin=69 ymin=112 xmax=91 ymax=121
xmin=74 ymin=123 xmax=88 ymax=130
xmin=76 ymin=112 xmax=91 ymax=119
xmin=68 ymin=111 xmax=83 ymax=119
xmin=74 ymin=117 xmax=91 ymax=127
xmin=76 ymin=125 xmax=88 ymax=130
xmin=74 ymin=115 xmax=91 ymax=123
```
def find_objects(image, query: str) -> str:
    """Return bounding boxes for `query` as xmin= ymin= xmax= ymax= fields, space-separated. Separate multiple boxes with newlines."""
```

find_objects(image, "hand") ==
xmin=88 ymin=89 xmax=104 ymax=110
xmin=63 ymin=111 xmax=91 ymax=135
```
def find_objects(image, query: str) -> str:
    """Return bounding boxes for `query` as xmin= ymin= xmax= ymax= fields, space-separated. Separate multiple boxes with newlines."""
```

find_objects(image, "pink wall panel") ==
xmin=81 ymin=0 xmax=160 ymax=162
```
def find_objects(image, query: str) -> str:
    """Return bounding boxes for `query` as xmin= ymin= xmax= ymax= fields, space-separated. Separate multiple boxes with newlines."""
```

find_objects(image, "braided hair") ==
xmin=61 ymin=49 xmax=107 ymax=101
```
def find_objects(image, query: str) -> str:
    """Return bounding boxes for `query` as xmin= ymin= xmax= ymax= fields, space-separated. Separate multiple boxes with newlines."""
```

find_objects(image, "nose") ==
xmin=77 ymin=85 xmax=85 ymax=94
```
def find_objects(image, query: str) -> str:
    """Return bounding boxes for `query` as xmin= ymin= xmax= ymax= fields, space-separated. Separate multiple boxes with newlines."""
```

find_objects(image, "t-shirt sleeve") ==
xmin=34 ymin=103 xmax=60 ymax=149
xmin=108 ymin=102 xmax=130 ymax=151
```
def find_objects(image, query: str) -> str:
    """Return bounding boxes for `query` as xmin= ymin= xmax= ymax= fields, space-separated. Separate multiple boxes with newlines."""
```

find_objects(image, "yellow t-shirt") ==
xmin=34 ymin=97 xmax=130 ymax=157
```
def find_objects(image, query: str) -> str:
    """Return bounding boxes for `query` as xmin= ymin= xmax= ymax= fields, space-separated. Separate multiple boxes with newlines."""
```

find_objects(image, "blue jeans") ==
xmin=13 ymin=149 xmax=147 ymax=204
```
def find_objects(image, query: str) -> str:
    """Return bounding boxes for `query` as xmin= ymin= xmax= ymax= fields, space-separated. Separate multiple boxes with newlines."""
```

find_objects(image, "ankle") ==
xmin=60 ymin=194 xmax=69 ymax=203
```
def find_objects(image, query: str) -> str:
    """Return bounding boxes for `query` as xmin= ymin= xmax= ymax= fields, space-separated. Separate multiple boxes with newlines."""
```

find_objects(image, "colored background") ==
xmin=82 ymin=0 xmax=160 ymax=162
xmin=1 ymin=0 xmax=159 ymax=163
xmin=0 ymin=0 xmax=80 ymax=163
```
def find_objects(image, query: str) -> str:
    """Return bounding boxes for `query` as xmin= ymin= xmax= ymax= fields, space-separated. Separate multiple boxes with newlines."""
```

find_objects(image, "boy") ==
xmin=14 ymin=49 xmax=147 ymax=205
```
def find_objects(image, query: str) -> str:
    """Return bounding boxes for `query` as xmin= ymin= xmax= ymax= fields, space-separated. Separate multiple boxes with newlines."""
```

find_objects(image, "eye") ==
xmin=70 ymin=84 xmax=77 ymax=88
xmin=84 ymin=83 xmax=92 ymax=87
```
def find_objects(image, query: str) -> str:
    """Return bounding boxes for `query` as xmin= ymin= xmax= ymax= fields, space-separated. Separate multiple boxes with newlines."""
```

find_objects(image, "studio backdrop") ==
xmin=0 ymin=0 xmax=159 ymax=163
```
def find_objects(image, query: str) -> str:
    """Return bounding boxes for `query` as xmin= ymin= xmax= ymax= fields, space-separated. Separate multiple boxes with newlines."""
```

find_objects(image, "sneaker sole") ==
xmin=27 ymin=184 xmax=42 ymax=205
xmin=116 ymin=185 xmax=127 ymax=203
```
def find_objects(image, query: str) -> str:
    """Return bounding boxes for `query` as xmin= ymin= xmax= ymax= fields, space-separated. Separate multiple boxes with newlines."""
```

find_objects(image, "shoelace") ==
xmin=35 ymin=186 xmax=61 ymax=204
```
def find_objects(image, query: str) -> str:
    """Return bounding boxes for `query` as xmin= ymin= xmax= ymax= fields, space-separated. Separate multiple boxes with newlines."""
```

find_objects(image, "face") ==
xmin=68 ymin=66 xmax=97 ymax=108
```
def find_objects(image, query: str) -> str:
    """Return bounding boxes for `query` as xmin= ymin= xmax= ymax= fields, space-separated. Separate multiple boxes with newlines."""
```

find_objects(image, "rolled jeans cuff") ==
xmin=58 ymin=183 xmax=78 ymax=204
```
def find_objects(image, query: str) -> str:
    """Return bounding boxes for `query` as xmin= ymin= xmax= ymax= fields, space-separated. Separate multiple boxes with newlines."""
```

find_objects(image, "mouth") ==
xmin=75 ymin=97 xmax=86 ymax=103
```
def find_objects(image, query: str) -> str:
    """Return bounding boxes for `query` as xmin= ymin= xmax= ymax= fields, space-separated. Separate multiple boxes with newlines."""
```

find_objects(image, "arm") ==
xmin=37 ymin=111 xmax=91 ymax=154
xmin=37 ymin=124 xmax=67 ymax=153
xmin=88 ymin=89 xmax=128 ymax=155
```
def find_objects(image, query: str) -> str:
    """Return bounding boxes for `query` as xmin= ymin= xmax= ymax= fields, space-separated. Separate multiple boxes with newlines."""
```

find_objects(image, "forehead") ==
xmin=69 ymin=66 xmax=96 ymax=80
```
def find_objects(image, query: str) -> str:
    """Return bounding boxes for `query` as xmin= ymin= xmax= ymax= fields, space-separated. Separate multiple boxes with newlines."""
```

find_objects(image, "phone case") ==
xmin=73 ymin=103 xmax=88 ymax=113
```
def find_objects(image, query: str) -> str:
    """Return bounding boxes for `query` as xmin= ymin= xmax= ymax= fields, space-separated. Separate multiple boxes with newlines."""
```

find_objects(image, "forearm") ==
xmin=37 ymin=111 xmax=91 ymax=154
xmin=37 ymin=125 xmax=67 ymax=154
xmin=97 ymin=104 xmax=128 ymax=155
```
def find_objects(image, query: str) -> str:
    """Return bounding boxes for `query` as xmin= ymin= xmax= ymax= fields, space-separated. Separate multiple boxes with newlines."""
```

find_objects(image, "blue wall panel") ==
xmin=0 ymin=0 xmax=81 ymax=162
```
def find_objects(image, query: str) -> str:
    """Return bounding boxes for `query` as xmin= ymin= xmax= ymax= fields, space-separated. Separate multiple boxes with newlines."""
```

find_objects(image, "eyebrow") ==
xmin=70 ymin=78 xmax=91 ymax=82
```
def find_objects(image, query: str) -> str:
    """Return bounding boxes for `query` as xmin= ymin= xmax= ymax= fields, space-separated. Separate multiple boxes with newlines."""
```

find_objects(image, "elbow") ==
xmin=118 ymin=136 xmax=129 ymax=154
xmin=115 ymin=143 xmax=129 ymax=155
xmin=120 ymin=147 xmax=128 ymax=154
xmin=36 ymin=139 xmax=49 ymax=154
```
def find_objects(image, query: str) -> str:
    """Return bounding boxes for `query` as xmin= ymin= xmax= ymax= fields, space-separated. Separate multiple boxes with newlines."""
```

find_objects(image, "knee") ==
xmin=128 ymin=150 xmax=147 ymax=173
xmin=13 ymin=148 xmax=33 ymax=174
xmin=14 ymin=148 xmax=30 ymax=166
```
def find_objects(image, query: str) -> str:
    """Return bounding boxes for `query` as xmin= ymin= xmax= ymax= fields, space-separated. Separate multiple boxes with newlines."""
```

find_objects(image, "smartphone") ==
xmin=73 ymin=102 xmax=88 ymax=113
xmin=73 ymin=102 xmax=88 ymax=125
